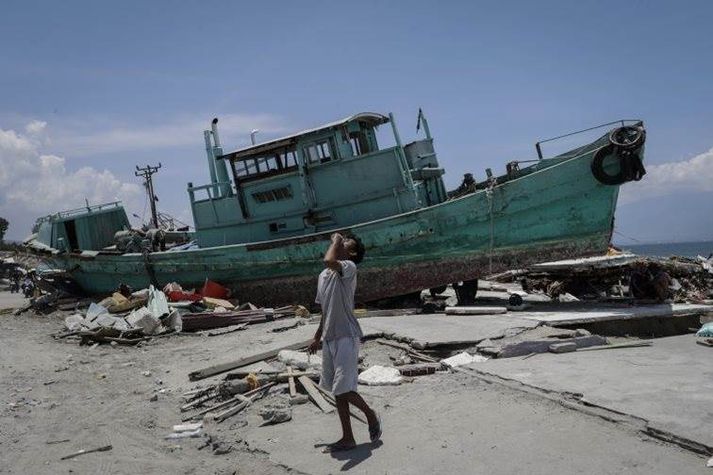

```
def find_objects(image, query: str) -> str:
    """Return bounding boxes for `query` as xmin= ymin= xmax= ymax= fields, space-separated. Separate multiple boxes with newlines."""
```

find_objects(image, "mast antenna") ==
xmin=134 ymin=163 xmax=162 ymax=229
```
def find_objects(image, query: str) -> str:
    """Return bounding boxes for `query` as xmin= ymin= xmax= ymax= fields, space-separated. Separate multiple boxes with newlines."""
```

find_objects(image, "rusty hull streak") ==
xmin=230 ymin=239 xmax=607 ymax=307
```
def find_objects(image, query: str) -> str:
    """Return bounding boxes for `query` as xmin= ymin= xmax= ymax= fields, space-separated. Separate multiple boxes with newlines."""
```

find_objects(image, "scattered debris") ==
xmin=277 ymin=349 xmax=321 ymax=371
xmin=442 ymin=352 xmax=488 ymax=368
xmin=397 ymin=362 xmax=442 ymax=376
xmin=165 ymin=429 xmax=202 ymax=439
xmin=358 ymin=365 xmax=404 ymax=386
xmin=445 ymin=306 xmax=507 ymax=315
xmin=60 ymin=445 xmax=113 ymax=460
xmin=494 ymin=254 xmax=713 ymax=303
xmin=259 ymin=404 xmax=292 ymax=425
xmin=189 ymin=339 xmax=312 ymax=381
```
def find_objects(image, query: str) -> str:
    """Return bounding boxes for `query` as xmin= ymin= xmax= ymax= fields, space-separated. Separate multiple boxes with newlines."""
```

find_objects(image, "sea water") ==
xmin=620 ymin=240 xmax=713 ymax=259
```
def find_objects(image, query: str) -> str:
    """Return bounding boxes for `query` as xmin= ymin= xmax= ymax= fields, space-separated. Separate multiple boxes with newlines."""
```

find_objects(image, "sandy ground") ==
xmin=0 ymin=291 xmax=709 ymax=474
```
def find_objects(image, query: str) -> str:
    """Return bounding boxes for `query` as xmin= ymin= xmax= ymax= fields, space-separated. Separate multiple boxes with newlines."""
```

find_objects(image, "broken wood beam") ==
xmin=188 ymin=339 xmax=312 ymax=381
xmin=180 ymin=392 xmax=218 ymax=412
xmin=60 ymin=445 xmax=113 ymax=460
xmin=212 ymin=383 xmax=275 ymax=423
xmin=375 ymin=339 xmax=439 ymax=363
xmin=297 ymin=375 xmax=334 ymax=413
xmin=287 ymin=366 xmax=297 ymax=397
xmin=312 ymin=383 xmax=367 ymax=424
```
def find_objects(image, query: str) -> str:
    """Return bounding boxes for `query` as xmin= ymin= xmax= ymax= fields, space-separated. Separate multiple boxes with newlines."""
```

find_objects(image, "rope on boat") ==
xmin=141 ymin=249 xmax=160 ymax=288
xmin=486 ymin=178 xmax=496 ymax=274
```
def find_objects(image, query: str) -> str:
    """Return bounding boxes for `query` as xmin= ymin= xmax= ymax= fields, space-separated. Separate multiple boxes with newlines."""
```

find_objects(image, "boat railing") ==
xmin=187 ymin=181 xmax=233 ymax=203
xmin=535 ymin=119 xmax=643 ymax=159
xmin=51 ymin=201 xmax=123 ymax=219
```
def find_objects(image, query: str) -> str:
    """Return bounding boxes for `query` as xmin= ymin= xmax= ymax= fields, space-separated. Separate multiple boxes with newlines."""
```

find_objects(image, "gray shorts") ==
xmin=320 ymin=336 xmax=360 ymax=396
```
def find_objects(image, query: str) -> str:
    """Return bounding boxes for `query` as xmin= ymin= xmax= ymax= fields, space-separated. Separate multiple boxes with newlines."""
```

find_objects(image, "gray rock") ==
xmin=259 ymin=405 xmax=292 ymax=425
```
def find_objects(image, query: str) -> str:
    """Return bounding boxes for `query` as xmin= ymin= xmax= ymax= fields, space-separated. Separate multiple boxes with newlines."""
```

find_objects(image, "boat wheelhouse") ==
xmin=189 ymin=112 xmax=446 ymax=247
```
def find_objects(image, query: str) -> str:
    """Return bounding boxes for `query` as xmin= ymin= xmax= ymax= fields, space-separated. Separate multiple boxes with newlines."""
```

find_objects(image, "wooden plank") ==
xmin=213 ymin=400 xmax=250 ymax=422
xmin=212 ymin=383 xmax=275 ymax=423
xmin=375 ymin=339 xmax=439 ymax=363
xmin=180 ymin=392 xmax=218 ymax=412
xmin=60 ymin=445 xmax=113 ymax=460
xmin=297 ymin=376 xmax=334 ymax=413
xmin=287 ymin=366 xmax=297 ymax=397
xmin=188 ymin=339 xmax=312 ymax=381
xmin=312 ymin=383 xmax=367 ymax=424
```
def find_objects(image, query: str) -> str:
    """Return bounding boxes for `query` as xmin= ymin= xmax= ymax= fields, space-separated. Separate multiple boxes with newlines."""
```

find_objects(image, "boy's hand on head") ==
xmin=330 ymin=233 xmax=343 ymax=244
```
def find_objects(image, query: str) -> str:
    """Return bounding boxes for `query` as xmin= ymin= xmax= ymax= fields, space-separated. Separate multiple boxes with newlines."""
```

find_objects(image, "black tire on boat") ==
xmin=591 ymin=145 xmax=646 ymax=185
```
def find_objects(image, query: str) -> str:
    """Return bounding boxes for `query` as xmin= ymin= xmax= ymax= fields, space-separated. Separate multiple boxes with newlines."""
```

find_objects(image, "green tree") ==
xmin=0 ymin=217 xmax=8 ymax=243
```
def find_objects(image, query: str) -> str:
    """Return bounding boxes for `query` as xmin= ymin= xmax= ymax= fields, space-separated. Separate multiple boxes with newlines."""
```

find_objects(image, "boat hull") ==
xmin=44 ymin=146 xmax=622 ymax=306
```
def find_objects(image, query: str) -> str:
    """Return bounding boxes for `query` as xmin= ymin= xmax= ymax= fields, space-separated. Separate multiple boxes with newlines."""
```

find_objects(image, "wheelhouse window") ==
xmin=303 ymin=139 xmax=333 ymax=164
xmin=230 ymin=146 xmax=299 ymax=181
xmin=348 ymin=131 xmax=370 ymax=157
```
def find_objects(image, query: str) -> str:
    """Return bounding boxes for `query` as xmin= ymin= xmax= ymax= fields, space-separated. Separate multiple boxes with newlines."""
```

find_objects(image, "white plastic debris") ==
xmin=442 ymin=352 xmax=488 ymax=368
xmin=164 ymin=428 xmax=201 ymax=439
xmin=277 ymin=350 xmax=321 ymax=370
xmin=172 ymin=422 xmax=202 ymax=432
xmin=126 ymin=307 xmax=161 ymax=335
xmin=147 ymin=285 xmax=170 ymax=318
xmin=707 ymin=456 xmax=713 ymax=467
xmin=358 ymin=365 xmax=403 ymax=386
xmin=64 ymin=314 xmax=86 ymax=332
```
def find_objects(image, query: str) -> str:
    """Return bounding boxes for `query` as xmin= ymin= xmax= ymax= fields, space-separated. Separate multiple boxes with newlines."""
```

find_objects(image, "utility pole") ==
xmin=135 ymin=163 xmax=162 ymax=229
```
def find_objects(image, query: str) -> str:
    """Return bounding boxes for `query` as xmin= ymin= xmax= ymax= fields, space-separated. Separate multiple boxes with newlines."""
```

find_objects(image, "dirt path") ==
xmin=0 ymin=292 xmax=708 ymax=474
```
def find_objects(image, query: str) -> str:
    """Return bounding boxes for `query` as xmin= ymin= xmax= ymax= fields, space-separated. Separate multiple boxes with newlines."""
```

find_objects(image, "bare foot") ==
xmin=322 ymin=438 xmax=356 ymax=453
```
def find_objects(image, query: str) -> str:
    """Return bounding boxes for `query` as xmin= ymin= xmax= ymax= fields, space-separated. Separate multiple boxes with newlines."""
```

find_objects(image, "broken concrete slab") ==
xmin=516 ymin=303 xmax=713 ymax=326
xmin=473 ymin=334 xmax=713 ymax=448
xmin=360 ymin=313 xmax=540 ymax=349
xmin=445 ymin=306 xmax=507 ymax=315
xmin=491 ymin=334 xmax=607 ymax=358
xmin=548 ymin=341 xmax=577 ymax=353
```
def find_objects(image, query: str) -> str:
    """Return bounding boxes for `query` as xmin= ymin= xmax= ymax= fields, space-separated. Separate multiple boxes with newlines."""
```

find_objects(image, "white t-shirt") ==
xmin=315 ymin=260 xmax=363 ymax=341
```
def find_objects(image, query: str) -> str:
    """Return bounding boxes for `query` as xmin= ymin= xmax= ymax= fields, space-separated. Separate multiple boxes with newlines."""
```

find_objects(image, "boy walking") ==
xmin=308 ymin=232 xmax=381 ymax=452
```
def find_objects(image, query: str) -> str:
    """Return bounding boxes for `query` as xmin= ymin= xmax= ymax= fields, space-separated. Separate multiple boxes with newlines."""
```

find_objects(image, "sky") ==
xmin=0 ymin=0 xmax=712 ymax=243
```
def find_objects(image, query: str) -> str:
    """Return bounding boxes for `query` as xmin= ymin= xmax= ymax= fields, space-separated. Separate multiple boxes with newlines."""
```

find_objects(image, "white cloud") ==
xmin=52 ymin=113 xmax=287 ymax=156
xmin=25 ymin=120 xmax=47 ymax=135
xmin=0 ymin=125 xmax=143 ymax=240
xmin=619 ymin=147 xmax=713 ymax=205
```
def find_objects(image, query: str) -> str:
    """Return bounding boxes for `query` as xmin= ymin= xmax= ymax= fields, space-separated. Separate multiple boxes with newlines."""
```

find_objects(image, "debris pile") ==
xmin=58 ymin=285 xmax=181 ymax=345
xmin=491 ymin=253 xmax=713 ymax=303
xmin=53 ymin=278 xmax=311 ymax=345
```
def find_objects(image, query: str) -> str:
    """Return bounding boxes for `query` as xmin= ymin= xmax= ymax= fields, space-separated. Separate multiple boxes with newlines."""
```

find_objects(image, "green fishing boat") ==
xmin=26 ymin=111 xmax=646 ymax=305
